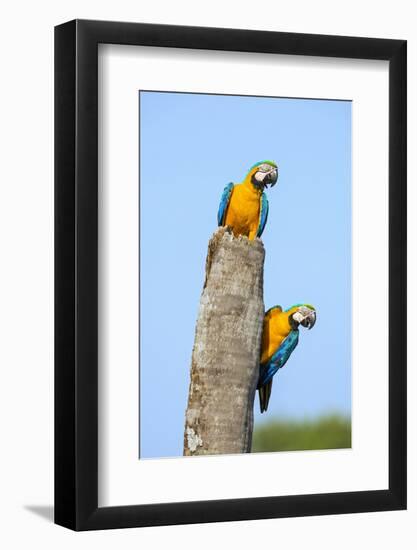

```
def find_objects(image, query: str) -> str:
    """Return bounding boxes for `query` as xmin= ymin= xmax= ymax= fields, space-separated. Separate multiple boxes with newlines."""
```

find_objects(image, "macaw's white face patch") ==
xmin=292 ymin=311 xmax=303 ymax=323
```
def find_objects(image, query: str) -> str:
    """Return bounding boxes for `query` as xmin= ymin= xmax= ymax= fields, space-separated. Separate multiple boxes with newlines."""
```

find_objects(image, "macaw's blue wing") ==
xmin=258 ymin=330 xmax=299 ymax=389
xmin=257 ymin=192 xmax=269 ymax=237
xmin=217 ymin=182 xmax=234 ymax=226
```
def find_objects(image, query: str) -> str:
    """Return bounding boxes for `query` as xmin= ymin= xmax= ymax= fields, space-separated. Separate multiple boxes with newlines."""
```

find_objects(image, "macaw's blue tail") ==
xmin=258 ymin=380 xmax=273 ymax=413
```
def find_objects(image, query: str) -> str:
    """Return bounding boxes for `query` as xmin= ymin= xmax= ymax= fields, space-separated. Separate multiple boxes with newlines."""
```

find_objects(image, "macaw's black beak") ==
xmin=264 ymin=168 xmax=278 ymax=188
xmin=301 ymin=311 xmax=316 ymax=330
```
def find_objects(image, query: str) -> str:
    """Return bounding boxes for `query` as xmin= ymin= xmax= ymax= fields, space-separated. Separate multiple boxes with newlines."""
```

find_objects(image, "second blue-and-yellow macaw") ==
xmin=217 ymin=160 xmax=278 ymax=240
xmin=258 ymin=304 xmax=316 ymax=413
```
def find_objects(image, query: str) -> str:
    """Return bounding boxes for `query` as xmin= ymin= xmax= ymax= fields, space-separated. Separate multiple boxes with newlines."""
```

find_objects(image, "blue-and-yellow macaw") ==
xmin=217 ymin=160 xmax=278 ymax=240
xmin=258 ymin=304 xmax=316 ymax=413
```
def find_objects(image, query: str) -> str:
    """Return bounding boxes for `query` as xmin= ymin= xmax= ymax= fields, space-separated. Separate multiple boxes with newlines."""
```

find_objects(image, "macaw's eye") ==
xmin=257 ymin=164 xmax=274 ymax=173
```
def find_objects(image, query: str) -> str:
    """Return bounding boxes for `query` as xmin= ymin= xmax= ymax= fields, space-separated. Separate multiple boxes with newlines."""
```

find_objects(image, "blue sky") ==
xmin=139 ymin=91 xmax=351 ymax=459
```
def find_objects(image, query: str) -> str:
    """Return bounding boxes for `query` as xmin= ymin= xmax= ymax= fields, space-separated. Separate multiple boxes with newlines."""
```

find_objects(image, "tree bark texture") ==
xmin=183 ymin=227 xmax=265 ymax=456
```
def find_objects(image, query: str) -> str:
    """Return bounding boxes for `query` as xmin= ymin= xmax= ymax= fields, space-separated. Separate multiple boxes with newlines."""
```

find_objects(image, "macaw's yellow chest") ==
xmin=224 ymin=183 xmax=261 ymax=239
xmin=260 ymin=311 xmax=291 ymax=365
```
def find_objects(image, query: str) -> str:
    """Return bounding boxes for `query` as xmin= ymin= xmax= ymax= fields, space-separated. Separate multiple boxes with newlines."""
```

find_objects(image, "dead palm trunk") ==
xmin=183 ymin=227 xmax=265 ymax=456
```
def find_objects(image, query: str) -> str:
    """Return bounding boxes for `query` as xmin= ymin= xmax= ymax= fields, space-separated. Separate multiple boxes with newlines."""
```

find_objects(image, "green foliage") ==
xmin=252 ymin=414 xmax=351 ymax=453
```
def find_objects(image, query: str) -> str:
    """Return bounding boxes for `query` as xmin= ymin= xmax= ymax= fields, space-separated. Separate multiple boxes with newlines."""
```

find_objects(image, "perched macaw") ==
xmin=258 ymin=304 xmax=316 ymax=413
xmin=217 ymin=160 xmax=278 ymax=240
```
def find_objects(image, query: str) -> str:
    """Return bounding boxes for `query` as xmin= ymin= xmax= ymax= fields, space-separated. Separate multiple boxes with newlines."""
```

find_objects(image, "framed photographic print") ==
xmin=55 ymin=19 xmax=406 ymax=530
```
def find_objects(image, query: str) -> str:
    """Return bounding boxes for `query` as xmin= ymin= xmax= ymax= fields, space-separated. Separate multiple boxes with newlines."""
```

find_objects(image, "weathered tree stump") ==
xmin=183 ymin=227 xmax=265 ymax=456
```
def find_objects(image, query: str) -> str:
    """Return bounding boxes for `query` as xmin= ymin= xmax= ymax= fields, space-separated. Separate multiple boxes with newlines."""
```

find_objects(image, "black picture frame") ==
xmin=55 ymin=19 xmax=407 ymax=531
